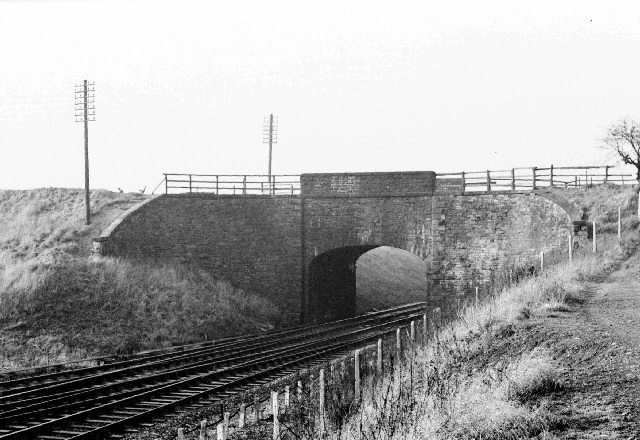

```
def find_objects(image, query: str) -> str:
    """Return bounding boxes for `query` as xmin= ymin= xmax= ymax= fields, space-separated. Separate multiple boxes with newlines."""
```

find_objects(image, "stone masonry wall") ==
xmin=96 ymin=194 xmax=302 ymax=320
xmin=429 ymin=192 xmax=573 ymax=316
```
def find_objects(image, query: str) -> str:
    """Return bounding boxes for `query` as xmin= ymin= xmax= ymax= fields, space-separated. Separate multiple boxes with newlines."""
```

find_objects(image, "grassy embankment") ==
xmin=0 ymin=189 xmax=283 ymax=370
xmin=281 ymin=184 xmax=639 ymax=440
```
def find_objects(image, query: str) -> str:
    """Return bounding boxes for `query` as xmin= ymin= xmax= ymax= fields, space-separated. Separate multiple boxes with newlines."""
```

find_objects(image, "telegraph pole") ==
xmin=263 ymin=114 xmax=278 ymax=194
xmin=75 ymin=80 xmax=95 ymax=225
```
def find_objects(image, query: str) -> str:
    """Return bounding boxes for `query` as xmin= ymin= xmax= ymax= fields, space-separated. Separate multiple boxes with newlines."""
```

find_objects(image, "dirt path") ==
xmin=544 ymin=252 xmax=640 ymax=439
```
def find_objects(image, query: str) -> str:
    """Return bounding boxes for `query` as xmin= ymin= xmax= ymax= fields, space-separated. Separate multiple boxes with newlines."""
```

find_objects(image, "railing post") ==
xmin=243 ymin=176 xmax=247 ymax=195
xmin=585 ymin=168 xmax=588 ymax=186
xmin=461 ymin=171 xmax=466 ymax=193
xmin=550 ymin=164 xmax=554 ymax=187
xmin=164 ymin=174 xmax=168 ymax=194
xmin=532 ymin=167 xmax=537 ymax=190
xmin=511 ymin=168 xmax=515 ymax=191
xmin=486 ymin=170 xmax=491 ymax=191
xmin=216 ymin=175 xmax=219 ymax=195
xmin=189 ymin=175 xmax=192 ymax=193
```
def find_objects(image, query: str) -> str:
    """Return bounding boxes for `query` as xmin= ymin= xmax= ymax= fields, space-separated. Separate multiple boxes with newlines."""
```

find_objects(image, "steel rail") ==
xmin=0 ymin=305 xmax=426 ymax=440
xmin=0 ymin=307 xmax=424 ymax=416
xmin=1 ymin=303 xmax=423 ymax=393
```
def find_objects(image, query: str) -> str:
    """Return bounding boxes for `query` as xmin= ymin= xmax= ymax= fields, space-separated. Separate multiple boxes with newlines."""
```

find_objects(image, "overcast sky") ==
xmin=1 ymin=1 xmax=639 ymax=192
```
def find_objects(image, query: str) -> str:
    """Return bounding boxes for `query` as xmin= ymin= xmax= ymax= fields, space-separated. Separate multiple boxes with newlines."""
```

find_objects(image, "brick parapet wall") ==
xmin=301 ymin=171 xmax=436 ymax=196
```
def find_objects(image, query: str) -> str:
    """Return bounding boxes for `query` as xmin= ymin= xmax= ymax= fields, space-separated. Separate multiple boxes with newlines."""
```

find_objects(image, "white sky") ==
xmin=1 ymin=0 xmax=639 ymax=192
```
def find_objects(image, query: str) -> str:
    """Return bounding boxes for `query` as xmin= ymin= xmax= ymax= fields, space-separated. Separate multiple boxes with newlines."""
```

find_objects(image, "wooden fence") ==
xmin=164 ymin=173 xmax=301 ymax=195
xmin=437 ymin=165 xmax=635 ymax=193
xmin=170 ymin=315 xmax=431 ymax=440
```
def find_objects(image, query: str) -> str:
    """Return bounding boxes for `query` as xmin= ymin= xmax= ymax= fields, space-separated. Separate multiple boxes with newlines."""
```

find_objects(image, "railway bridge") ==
xmin=94 ymin=171 xmax=574 ymax=322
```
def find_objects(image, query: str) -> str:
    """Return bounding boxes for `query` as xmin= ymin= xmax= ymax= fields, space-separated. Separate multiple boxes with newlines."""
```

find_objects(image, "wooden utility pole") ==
xmin=75 ymin=80 xmax=95 ymax=225
xmin=263 ymin=114 xmax=278 ymax=194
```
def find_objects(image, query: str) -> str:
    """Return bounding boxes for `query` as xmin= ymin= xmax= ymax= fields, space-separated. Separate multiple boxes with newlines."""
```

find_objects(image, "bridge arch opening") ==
xmin=307 ymin=245 xmax=429 ymax=322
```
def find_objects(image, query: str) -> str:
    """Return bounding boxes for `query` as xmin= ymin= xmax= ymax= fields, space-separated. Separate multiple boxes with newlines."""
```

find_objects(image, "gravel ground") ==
xmin=542 ymin=251 xmax=640 ymax=439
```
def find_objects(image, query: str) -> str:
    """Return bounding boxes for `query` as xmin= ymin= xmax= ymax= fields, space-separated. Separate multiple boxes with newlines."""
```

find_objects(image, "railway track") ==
xmin=0 ymin=303 xmax=427 ymax=440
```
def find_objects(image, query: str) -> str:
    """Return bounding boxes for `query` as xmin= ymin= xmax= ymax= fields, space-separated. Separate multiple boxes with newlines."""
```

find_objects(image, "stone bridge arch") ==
xmin=94 ymin=171 xmax=575 ymax=325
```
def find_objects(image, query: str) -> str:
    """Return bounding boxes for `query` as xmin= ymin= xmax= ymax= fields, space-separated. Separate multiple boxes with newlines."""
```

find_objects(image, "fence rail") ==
xmin=437 ymin=165 xmax=635 ymax=193
xmin=164 ymin=173 xmax=301 ymax=195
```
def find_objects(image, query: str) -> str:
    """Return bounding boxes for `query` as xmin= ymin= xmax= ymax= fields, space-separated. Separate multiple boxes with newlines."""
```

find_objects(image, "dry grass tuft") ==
xmin=0 ymin=189 xmax=284 ymax=370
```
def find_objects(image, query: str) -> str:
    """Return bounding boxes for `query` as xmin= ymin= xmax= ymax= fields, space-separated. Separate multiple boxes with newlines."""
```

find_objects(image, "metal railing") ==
xmin=163 ymin=173 xmax=301 ymax=195
xmin=437 ymin=165 xmax=635 ymax=193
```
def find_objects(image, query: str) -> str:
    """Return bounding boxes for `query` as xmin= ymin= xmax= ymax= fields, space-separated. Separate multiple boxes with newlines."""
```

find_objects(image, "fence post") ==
xmin=242 ymin=176 xmax=247 ymax=195
xmin=475 ymin=286 xmax=479 ymax=305
xmin=550 ymin=164 xmax=554 ymax=187
xmin=284 ymin=386 xmax=290 ymax=407
xmin=178 ymin=428 xmax=185 ymax=440
xmin=396 ymin=327 xmax=402 ymax=362
xmin=618 ymin=206 xmax=622 ymax=241
xmin=216 ymin=423 xmax=224 ymax=440
xmin=354 ymin=349 xmax=361 ymax=400
xmin=410 ymin=321 xmax=415 ymax=343
xmin=511 ymin=168 xmax=516 ymax=190
xmin=568 ymin=233 xmax=573 ymax=263
xmin=574 ymin=176 xmax=577 ymax=188
xmin=593 ymin=221 xmax=597 ymax=253
xmin=585 ymin=168 xmax=588 ymax=186
xmin=223 ymin=412 xmax=229 ymax=438
xmin=486 ymin=170 xmax=491 ymax=191
xmin=422 ymin=313 xmax=427 ymax=344
xmin=297 ymin=380 xmax=303 ymax=402
xmin=216 ymin=175 xmax=219 ymax=194
xmin=319 ymin=369 xmax=325 ymax=432
xmin=532 ymin=167 xmax=537 ymax=190
xmin=540 ymin=251 xmax=544 ymax=272
xmin=239 ymin=404 xmax=246 ymax=428
xmin=254 ymin=395 xmax=260 ymax=422
xmin=377 ymin=338 xmax=383 ymax=373
xmin=199 ymin=420 xmax=207 ymax=440
xmin=164 ymin=174 xmax=169 ymax=194
xmin=272 ymin=391 xmax=279 ymax=440
xmin=605 ymin=165 xmax=610 ymax=183
xmin=272 ymin=175 xmax=276 ymax=195
xmin=461 ymin=171 xmax=466 ymax=193
xmin=189 ymin=175 xmax=192 ymax=193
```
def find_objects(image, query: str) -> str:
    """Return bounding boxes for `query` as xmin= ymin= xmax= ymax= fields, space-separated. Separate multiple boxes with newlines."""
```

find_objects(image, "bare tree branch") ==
xmin=601 ymin=118 xmax=640 ymax=182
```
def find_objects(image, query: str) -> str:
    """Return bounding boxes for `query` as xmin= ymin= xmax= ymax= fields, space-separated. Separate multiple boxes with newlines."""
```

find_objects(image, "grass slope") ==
xmin=0 ymin=189 xmax=283 ymax=370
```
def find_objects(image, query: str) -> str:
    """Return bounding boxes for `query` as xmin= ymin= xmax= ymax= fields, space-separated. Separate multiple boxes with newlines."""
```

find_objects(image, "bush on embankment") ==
xmin=0 ymin=189 xmax=283 ymax=370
